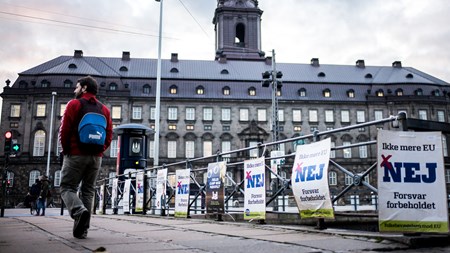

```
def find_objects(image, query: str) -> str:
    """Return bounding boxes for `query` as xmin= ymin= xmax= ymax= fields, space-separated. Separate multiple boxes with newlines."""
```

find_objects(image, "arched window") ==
xmin=298 ymin=88 xmax=307 ymax=97
xmin=318 ymin=72 xmax=326 ymax=77
xmin=248 ymin=87 xmax=256 ymax=96
xmin=323 ymin=88 xmax=331 ymax=97
xmin=64 ymin=79 xmax=73 ymax=88
xmin=365 ymin=73 xmax=373 ymax=79
xmin=169 ymin=85 xmax=178 ymax=94
xmin=143 ymin=84 xmax=151 ymax=94
xmin=415 ymin=88 xmax=423 ymax=96
xmin=119 ymin=66 xmax=128 ymax=72
xmin=109 ymin=83 xmax=118 ymax=91
xmin=347 ymin=89 xmax=355 ymax=98
xmin=68 ymin=63 xmax=77 ymax=69
xmin=432 ymin=89 xmax=441 ymax=96
xmin=395 ymin=88 xmax=403 ymax=96
xmin=33 ymin=130 xmax=46 ymax=156
xmin=170 ymin=68 xmax=179 ymax=73
xmin=222 ymin=86 xmax=230 ymax=95
xmin=41 ymin=80 xmax=50 ymax=88
xmin=235 ymin=23 xmax=245 ymax=47
xmin=29 ymin=170 xmax=41 ymax=187
xmin=221 ymin=69 xmax=229 ymax=74
xmin=196 ymin=86 xmax=204 ymax=95
xmin=376 ymin=89 xmax=384 ymax=97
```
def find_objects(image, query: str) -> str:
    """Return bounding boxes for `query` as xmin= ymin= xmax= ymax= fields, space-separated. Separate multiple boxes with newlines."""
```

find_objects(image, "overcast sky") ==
xmin=1 ymin=0 xmax=450 ymax=92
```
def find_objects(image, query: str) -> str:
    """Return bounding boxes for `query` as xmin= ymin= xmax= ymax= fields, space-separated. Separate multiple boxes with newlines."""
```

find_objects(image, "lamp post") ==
xmin=154 ymin=0 xmax=164 ymax=167
xmin=261 ymin=49 xmax=283 ymax=148
xmin=46 ymin=92 xmax=57 ymax=177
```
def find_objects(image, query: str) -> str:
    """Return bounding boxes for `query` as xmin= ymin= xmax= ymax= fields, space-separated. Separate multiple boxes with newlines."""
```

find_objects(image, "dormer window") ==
xmin=196 ymin=86 xmax=204 ymax=95
xmin=406 ymin=73 xmax=414 ymax=79
xmin=169 ymin=85 xmax=178 ymax=94
xmin=432 ymin=89 xmax=441 ymax=96
xmin=323 ymin=88 xmax=331 ymax=97
xmin=298 ymin=88 xmax=306 ymax=97
xmin=248 ymin=87 xmax=256 ymax=96
xmin=109 ymin=83 xmax=118 ymax=91
xmin=347 ymin=89 xmax=355 ymax=98
xmin=365 ymin=73 xmax=373 ymax=79
xmin=63 ymin=80 xmax=73 ymax=88
xmin=223 ymin=86 xmax=230 ymax=95
xmin=318 ymin=72 xmax=326 ymax=77
xmin=68 ymin=63 xmax=77 ymax=69
xmin=143 ymin=84 xmax=150 ymax=94
xmin=415 ymin=88 xmax=423 ymax=96
xmin=41 ymin=80 xmax=50 ymax=88
xmin=376 ymin=89 xmax=384 ymax=97
xmin=395 ymin=88 xmax=403 ymax=96
xmin=221 ymin=69 xmax=229 ymax=74
xmin=170 ymin=68 xmax=179 ymax=73
xmin=119 ymin=66 xmax=128 ymax=72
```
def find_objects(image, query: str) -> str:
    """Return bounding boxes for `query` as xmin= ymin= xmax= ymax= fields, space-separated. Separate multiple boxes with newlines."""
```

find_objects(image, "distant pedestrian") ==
xmin=35 ymin=175 xmax=49 ymax=216
xmin=59 ymin=76 xmax=113 ymax=239
xmin=29 ymin=178 xmax=41 ymax=215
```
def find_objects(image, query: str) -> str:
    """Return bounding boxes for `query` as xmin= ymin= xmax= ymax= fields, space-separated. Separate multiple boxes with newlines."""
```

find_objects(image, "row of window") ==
xmin=18 ymin=79 xmax=447 ymax=98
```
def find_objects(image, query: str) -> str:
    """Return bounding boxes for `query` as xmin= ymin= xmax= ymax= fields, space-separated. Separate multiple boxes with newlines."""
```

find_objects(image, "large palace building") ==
xmin=1 ymin=0 xmax=449 ymax=207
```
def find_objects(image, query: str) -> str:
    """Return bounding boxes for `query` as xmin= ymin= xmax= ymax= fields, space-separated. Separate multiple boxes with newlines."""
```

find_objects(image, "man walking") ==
xmin=59 ymin=76 xmax=113 ymax=239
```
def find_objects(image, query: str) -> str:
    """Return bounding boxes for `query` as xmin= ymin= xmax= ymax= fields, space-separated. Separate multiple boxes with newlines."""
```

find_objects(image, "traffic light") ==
xmin=4 ymin=131 xmax=12 ymax=153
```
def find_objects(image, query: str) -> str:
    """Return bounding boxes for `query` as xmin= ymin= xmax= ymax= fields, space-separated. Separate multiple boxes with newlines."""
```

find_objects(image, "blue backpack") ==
xmin=78 ymin=98 xmax=107 ymax=154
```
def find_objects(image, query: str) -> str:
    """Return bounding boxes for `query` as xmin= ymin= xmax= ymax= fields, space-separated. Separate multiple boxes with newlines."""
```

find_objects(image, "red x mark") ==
xmin=295 ymin=162 xmax=303 ymax=173
xmin=177 ymin=181 xmax=182 ymax=188
xmin=246 ymin=171 xmax=252 ymax=180
xmin=380 ymin=154 xmax=393 ymax=170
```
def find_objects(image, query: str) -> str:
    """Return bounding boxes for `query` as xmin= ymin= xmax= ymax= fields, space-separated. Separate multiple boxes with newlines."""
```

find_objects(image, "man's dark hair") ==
xmin=78 ymin=76 xmax=98 ymax=95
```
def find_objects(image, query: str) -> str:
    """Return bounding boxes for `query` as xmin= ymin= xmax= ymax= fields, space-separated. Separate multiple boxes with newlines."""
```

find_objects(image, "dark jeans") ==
xmin=60 ymin=155 xmax=101 ymax=228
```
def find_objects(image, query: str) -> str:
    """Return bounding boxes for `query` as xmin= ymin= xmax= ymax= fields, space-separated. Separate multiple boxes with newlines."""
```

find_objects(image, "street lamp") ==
xmin=46 ymin=92 xmax=57 ymax=177
xmin=261 ymin=49 xmax=283 ymax=148
xmin=153 ymin=0 xmax=164 ymax=167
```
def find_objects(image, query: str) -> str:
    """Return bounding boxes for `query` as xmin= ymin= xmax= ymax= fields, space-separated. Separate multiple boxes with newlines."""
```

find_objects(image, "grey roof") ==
xmin=15 ymin=53 xmax=450 ymax=102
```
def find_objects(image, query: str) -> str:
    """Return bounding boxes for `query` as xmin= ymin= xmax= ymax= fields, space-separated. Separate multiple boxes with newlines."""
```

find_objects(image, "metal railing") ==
xmin=94 ymin=114 xmax=404 ymax=218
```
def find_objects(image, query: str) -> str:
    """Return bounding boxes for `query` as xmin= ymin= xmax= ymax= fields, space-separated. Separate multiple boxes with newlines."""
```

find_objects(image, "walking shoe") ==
xmin=73 ymin=210 xmax=89 ymax=239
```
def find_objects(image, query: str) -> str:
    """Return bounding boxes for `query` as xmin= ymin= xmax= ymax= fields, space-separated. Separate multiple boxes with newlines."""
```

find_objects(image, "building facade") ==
xmin=1 ymin=0 xmax=450 ymax=207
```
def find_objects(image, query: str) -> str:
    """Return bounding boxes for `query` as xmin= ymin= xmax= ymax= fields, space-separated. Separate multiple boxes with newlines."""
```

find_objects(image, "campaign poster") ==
xmin=156 ymin=168 xmax=168 ymax=209
xmin=244 ymin=157 xmax=266 ymax=220
xmin=291 ymin=138 xmax=334 ymax=219
xmin=206 ymin=161 xmax=226 ymax=214
xmin=175 ymin=169 xmax=191 ymax=218
xmin=378 ymin=130 xmax=449 ymax=233
xmin=135 ymin=172 xmax=145 ymax=213
xmin=123 ymin=179 xmax=131 ymax=213
xmin=270 ymin=150 xmax=285 ymax=179
xmin=111 ymin=178 xmax=118 ymax=209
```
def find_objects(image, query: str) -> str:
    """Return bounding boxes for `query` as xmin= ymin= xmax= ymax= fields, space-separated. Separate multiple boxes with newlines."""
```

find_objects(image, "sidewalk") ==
xmin=1 ymin=208 xmax=449 ymax=253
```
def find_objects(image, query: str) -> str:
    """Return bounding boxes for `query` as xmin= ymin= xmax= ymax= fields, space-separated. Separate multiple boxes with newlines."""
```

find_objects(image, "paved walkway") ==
xmin=0 ymin=208 xmax=449 ymax=253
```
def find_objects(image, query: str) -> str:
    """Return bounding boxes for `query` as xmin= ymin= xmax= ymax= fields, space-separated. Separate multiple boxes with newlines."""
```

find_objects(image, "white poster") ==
xmin=135 ymin=172 xmax=145 ymax=213
xmin=98 ymin=183 xmax=105 ymax=214
xmin=111 ymin=178 xmax=118 ymax=210
xmin=244 ymin=157 xmax=266 ymax=220
xmin=378 ymin=130 xmax=449 ymax=233
xmin=123 ymin=179 xmax=131 ymax=213
xmin=156 ymin=168 xmax=168 ymax=209
xmin=291 ymin=138 xmax=334 ymax=219
xmin=174 ymin=169 xmax=191 ymax=218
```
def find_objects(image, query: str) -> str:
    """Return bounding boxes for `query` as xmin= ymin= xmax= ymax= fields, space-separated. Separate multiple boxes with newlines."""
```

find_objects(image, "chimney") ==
xmin=311 ymin=58 xmax=319 ymax=67
xmin=122 ymin=51 xmax=130 ymax=61
xmin=392 ymin=61 xmax=402 ymax=68
xmin=265 ymin=56 xmax=272 ymax=65
xmin=74 ymin=50 xmax=83 ymax=58
xmin=356 ymin=59 xmax=365 ymax=68
xmin=171 ymin=53 xmax=178 ymax=62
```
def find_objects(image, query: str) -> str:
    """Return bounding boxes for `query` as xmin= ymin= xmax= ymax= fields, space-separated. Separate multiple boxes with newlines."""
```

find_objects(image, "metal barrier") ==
xmin=94 ymin=114 xmax=404 ymax=219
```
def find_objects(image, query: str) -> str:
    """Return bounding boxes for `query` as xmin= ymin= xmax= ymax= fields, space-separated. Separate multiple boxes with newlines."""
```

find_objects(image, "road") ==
xmin=0 ymin=208 xmax=449 ymax=253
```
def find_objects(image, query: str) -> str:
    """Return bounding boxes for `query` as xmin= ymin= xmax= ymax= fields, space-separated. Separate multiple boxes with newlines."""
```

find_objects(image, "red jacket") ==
xmin=59 ymin=93 xmax=113 ymax=156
